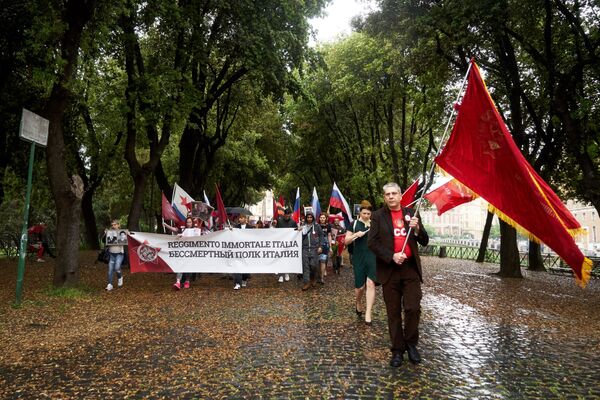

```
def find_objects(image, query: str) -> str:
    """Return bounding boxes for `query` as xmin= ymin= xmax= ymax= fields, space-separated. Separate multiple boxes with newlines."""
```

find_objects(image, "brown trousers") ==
xmin=381 ymin=261 xmax=422 ymax=354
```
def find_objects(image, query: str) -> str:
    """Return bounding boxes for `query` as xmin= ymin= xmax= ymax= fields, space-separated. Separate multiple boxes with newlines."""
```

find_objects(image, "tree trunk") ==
xmin=44 ymin=0 xmax=96 ymax=287
xmin=46 ymin=97 xmax=84 ymax=286
xmin=476 ymin=211 xmax=494 ymax=263
xmin=120 ymin=7 xmax=179 ymax=230
xmin=154 ymin=160 xmax=172 ymax=200
xmin=178 ymin=124 xmax=199 ymax=192
xmin=385 ymin=102 xmax=400 ymax=183
xmin=498 ymin=219 xmax=523 ymax=278
xmin=554 ymin=91 xmax=600 ymax=215
xmin=527 ymin=240 xmax=545 ymax=271
xmin=0 ymin=126 xmax=6 ymax=204
xmin=127 ymin=171 xmax=149 ymax=231
xmin=155 ymin=213 xmax=163 ymax=234
xmin=81 ymin=188 xmax=100 ymax=250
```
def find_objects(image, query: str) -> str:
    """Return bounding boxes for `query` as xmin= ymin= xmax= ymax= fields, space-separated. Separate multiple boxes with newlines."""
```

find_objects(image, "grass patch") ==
xmin=45 ymin=285 xmax=93 ymax=299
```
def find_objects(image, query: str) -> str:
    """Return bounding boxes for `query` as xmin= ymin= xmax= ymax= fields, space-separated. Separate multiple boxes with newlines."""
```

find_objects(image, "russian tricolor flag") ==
xmin=292 ymin=188 xmax=301 ymax=223
xmin=329 ymin=182 xmax=353 ymax=223
xmin=161 ymin=192 xmax=184 ymax=225
xmin=311 ymin=187 xmax=321 ymax=219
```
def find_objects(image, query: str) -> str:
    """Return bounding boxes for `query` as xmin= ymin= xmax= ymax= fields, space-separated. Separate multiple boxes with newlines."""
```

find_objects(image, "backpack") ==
xmin=97 ymin=247 xmax=110 ymax=264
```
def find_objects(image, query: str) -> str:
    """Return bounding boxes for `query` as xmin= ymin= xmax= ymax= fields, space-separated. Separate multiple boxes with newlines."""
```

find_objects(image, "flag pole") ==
xmin=400 ymin=60 xmax=474 ymax=254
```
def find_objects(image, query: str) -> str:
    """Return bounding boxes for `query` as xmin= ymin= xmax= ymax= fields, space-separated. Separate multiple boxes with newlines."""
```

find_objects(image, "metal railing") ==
xmin=420 ymin=243 xmax=600 ymax=278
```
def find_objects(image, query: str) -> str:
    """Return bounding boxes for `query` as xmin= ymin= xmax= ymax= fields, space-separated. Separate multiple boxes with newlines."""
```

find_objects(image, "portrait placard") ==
xmin=353 ymin=204 xmax=361 ymax=216
xmin=190 ymin=201 xmax=214 ymax=222
xmin=106 ymin=229 xmax=129 ymax=246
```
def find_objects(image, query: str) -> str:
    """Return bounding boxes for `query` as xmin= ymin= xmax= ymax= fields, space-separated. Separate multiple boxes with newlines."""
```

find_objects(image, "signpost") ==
xmin=15 ymin=109 xmax=49 ymax=305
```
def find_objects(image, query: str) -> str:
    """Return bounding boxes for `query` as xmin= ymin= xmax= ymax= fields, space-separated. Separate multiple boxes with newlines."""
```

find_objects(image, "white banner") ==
xmin=127 ymin=228 xmax=302 ymax=274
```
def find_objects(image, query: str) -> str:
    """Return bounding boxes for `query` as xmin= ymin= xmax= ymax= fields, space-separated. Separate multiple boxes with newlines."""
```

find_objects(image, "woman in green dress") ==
xmin=345 ymin=201 xmax=378 ymax=325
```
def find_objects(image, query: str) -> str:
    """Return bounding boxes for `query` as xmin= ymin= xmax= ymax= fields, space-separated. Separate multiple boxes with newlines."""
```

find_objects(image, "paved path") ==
xmin=1 ymin=254 xmax=599 ymax=399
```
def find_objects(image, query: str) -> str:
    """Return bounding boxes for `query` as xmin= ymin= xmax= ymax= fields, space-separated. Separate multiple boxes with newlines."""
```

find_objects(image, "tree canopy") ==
xmin=1 ymin=0 xmax=598 ymax=286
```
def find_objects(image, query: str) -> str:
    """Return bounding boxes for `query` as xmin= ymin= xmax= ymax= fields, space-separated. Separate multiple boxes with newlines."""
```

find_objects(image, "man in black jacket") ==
xmin=368 ymin=182 xmax=429 ymax=367
xmin=299 ymin=211 xmax=324 ymax=290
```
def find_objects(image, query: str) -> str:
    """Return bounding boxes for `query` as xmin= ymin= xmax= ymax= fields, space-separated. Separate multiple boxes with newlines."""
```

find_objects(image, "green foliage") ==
xmin=281 ymin=32 xmax=447 ymax=205
xmin=367 ymin=0 xmax=600 ymax=211
xmin=3 ymin=0 xmax=599 ymax=277
xmin=45 ymin=285 xmax=93 ymax=299
xmin=0 ymin=164 xmax=56 ymax=237
xmin=209 ymin=95 xmax=286 ymax=206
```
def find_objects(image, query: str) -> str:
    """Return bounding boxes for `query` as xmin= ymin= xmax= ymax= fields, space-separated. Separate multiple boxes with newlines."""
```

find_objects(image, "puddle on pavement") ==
xmin=424 ymin=293 xmax=532 ymax=396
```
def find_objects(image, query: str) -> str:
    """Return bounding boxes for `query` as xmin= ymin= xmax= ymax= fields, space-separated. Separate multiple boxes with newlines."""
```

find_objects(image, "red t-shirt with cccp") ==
xmin=391 ymin=209 xmax=412 ymax=258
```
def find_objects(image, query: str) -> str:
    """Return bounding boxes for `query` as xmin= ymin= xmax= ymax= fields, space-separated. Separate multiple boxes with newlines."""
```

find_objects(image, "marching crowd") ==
xmin=102 ymin=182 xmax=429 ymax=368
xmin=158 ymin=208 xmax=348 ymax=292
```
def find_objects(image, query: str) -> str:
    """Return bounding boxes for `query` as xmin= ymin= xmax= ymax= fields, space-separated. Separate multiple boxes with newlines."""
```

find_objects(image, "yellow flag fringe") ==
xmin=436 ymin=162 xmax=591 ymax=288
xmin=488 ymin=204 xmax=592 ymax=288
xmin=487 ymin=204 xmax=542 ymax=244
xmin=577 ymin=258 xmax=593 ymax=288
xmin=569 ymin=227 xmax=588 ymax=238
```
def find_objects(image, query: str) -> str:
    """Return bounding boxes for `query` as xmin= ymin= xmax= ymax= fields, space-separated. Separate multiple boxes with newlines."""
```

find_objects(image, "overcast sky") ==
xmin=309 ymin=0 xmax=378 ymax=45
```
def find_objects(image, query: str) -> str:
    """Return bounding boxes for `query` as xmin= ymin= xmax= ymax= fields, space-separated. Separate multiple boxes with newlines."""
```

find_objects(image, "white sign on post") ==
xmin=19 ymin=108 xmax=49 ymax=147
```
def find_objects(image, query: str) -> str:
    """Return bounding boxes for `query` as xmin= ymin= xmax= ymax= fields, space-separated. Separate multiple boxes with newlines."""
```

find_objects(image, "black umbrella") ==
xmin=226 ymin=207 xmax=253 ymax=216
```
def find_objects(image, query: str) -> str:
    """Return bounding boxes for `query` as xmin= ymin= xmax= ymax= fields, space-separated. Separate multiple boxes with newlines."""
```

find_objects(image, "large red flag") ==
xmin=400 ymin=179 xmax=420 ymax=208
xmin=424 ymin=178 xmax=475 ymax=215
xmin=214 ymin=184 xmax=228 ymax=230
xmin=435 ymin=61 xmax=592 ymax=286
xmin=161 ymin=192 xmax=184 ymax=225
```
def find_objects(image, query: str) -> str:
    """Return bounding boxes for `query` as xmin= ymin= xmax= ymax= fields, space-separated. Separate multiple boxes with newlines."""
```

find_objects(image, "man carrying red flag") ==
xmin=368 ymin=182 xmax=429 ymax=367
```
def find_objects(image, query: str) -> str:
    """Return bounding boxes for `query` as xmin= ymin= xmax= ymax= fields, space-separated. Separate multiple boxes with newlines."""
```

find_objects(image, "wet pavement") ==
xmin=1 ymin=254 xmax=599 ymax=399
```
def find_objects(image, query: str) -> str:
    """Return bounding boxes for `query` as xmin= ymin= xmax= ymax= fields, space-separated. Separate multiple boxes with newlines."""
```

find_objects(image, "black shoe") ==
xmin=406 ymin=344 xmax=421 ymax=364
xmin=389 ymin=352 xmax=403 ymax=368
xmin=355 ymin=307 xmax=362 ymax=317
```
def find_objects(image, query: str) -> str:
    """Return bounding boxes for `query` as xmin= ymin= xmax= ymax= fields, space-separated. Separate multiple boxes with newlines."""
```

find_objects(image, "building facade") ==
xmin=566 ymin=200 xmax=600 ymax=255
xmin=420 ymin=197 xmax=492 ymax=239
xmin=248 ymin=190 xmax=274 ymax=223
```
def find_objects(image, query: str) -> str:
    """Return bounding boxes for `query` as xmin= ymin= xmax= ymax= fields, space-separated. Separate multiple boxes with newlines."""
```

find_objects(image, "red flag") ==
xmin=214 ymin=184 xmax=228 ymax=230
xmin=435 ymin=60 xmax=592 ymax=286
xmin=424 ymin=178 xmax=475 ymax=215
xmin=161 ymin=192 xmax=184 ymax=225
xmin=273 ymin=195 xmax=285 ymax=219
xmin=400 ymin=179 xmax=420 ymax=207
